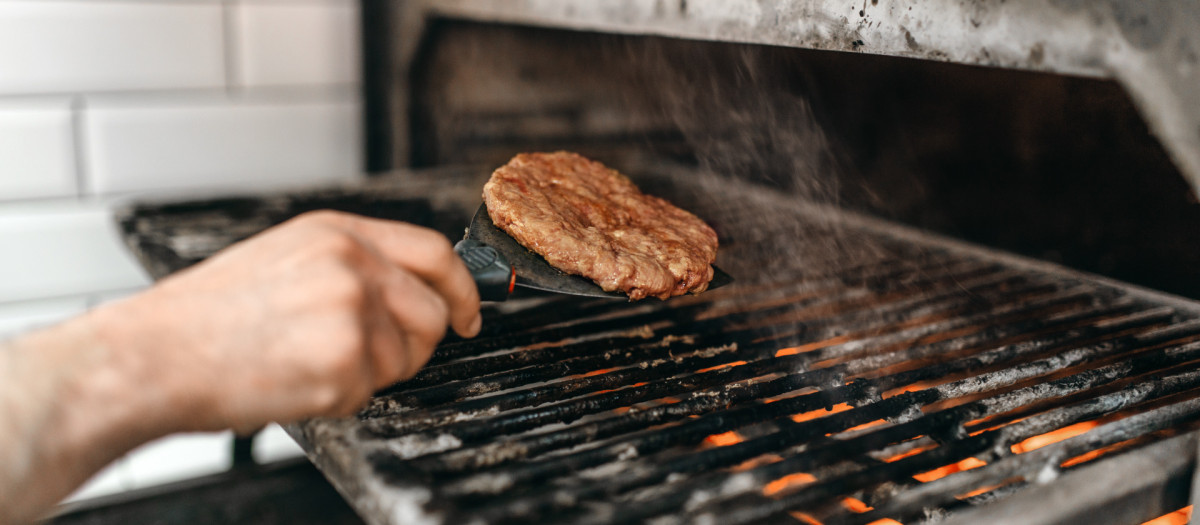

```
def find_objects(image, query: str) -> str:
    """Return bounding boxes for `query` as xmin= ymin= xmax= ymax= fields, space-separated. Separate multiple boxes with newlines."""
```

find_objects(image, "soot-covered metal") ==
xmin=119 ymin=165 xmax=1200 ymax=525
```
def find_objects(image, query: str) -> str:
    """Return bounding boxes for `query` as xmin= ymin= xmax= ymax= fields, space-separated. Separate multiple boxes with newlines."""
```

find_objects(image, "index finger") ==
xmin=333 ymin=214 xmax=482 ymax=338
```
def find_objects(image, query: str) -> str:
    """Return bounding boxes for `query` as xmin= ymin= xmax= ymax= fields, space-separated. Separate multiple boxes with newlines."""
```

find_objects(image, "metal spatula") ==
xmin=454 ymin=204 xmax=733 ymax=301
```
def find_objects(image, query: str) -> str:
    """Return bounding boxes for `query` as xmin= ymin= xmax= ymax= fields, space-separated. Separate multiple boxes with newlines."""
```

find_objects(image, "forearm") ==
xmin=0 ymin=310 xmax=179 ymax=524
xmin=0 ymin=212 xmax=482 ymax=523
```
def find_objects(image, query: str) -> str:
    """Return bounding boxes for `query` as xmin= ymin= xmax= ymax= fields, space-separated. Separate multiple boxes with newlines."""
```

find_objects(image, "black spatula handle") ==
xmin=454 ymin=239 xmax=516 ymax=302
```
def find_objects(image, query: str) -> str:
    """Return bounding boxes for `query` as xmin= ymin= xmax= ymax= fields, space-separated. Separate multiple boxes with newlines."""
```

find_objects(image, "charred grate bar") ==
xmin=117 ymin=167 xmax=1200 ymax=525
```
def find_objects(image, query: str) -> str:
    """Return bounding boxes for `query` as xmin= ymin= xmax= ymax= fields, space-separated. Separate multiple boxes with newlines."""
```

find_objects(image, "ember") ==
xmin=696 ymin=360 xmax=748 ymax=373
xmin=1010 ymin=420 xmax=1102 ymax=454
xmin=703 ymin=430 xmax=743 ymax=447
xmin=912 ymin=457 xmax=987 ymax=483
xmin=764 ymin=472 xmax=817 ymax=496
xmin=776 ymin=336 xmax=852 ymax=357
xmin=790 ymin=403 xmax=853 ymax=423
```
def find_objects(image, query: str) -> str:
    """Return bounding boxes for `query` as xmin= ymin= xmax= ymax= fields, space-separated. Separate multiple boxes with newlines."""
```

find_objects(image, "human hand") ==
xmin=90 ymin=210 xmax=482 ymax=433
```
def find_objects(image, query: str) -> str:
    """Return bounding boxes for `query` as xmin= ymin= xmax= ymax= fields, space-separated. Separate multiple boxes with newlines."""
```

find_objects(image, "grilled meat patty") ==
xmin=483 ymin=152 xmax=718 ymax=300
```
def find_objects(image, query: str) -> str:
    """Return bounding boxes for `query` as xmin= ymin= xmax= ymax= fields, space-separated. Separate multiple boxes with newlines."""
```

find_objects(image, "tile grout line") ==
xmin=69 ymin=96 xmax=90 ymax=199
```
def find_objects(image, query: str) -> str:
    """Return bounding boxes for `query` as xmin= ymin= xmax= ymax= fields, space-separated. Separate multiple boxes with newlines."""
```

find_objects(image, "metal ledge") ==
xmin=941 ymin=430 xmax=1198 ymax=525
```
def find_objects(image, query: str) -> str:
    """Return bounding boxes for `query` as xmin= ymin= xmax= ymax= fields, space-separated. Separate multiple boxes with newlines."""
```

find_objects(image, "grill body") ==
xmin=120 ymin=165 xmax=1200 ymax=524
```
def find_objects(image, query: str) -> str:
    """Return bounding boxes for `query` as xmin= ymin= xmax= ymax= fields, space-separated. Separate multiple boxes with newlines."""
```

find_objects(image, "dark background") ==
xmin=387 ymin=21 xmax=1200 ymax=300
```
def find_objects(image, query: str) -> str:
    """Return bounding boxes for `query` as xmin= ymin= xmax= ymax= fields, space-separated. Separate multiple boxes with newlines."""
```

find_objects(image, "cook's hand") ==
xmin=91 ymin=210 xmax=482 ymax=433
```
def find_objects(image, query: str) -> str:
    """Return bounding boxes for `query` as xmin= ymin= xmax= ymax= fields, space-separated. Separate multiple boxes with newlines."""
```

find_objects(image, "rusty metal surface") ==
xmin=393 ymin=0 xmax=1200 ymax=197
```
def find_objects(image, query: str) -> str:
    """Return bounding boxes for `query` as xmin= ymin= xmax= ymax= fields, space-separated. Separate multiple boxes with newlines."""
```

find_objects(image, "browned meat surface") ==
xmin=483 ymin=152 xmax=718 ymax=300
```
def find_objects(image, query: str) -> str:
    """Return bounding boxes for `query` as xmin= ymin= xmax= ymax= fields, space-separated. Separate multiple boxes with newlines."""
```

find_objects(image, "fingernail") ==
xmin=468 ymin=314 xmax=483 ymax=338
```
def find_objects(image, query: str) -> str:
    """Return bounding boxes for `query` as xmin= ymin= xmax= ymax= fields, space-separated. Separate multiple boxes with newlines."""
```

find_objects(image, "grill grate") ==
xmin=327 ymin=266 xmax=1200 ymax=524
xmin=290 ymin=186 xmax=1200 ymax=524
xmin=116 ymin=167 xmax=1200 ymax=525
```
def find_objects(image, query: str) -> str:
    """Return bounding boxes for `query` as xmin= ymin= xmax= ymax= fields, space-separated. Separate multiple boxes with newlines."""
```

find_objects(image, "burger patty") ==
xmin=483 ymin=152 xmax=718 ymax=300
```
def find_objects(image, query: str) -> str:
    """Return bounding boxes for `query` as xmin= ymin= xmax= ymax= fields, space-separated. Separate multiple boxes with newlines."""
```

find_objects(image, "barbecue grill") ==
xmin=118 ymin=162 xmax=1200 ymax=525
xmin=116 ymin=1 xmax=1200 ymax=524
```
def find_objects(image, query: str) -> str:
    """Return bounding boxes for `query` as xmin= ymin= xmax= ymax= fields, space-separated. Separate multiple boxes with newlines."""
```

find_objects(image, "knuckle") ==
xmin=401 ymin=226 xmax=455 ymax=268
xmin=323 ymin=356 xmax=359 ymax=386
xmin=409 ymin=322 xmax=447 ymax=357
xmin=326 ymin=270 xmax=369 ymax=309
xmin=334 ymin=383 xmax=373 ymax=416
xmin=406 ymin=295 xmax=449 ymax=351
xmin=313 ymin=324 xmax=367 ymax=374
xmin=294 ymin=209 xmax=350 ymax=227
xmin=316 ymin=230 xmax=363 ymax=259
xmin=309 ymin=384 xmax=344 ymax=415
xmin=429 ymin=291 xmax=451 ymax=322
xmin=428 ymin=235 xmax=456 ymax=268
xmin=336 ymin=327 xmax=368 ymax=359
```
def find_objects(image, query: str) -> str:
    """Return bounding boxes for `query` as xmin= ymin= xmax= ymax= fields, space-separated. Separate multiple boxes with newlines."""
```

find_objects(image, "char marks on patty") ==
xmin=483 ymin=152 xmax=718 ymax=300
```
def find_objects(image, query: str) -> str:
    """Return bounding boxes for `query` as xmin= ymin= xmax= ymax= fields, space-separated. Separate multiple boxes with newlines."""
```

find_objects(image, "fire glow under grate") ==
xmin=118 ymin=167 xmax=1200 ymax=525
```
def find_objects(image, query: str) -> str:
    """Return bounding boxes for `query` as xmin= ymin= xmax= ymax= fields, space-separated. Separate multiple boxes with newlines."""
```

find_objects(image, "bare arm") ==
xmin=0 ymin=211 xmax=481 ymax=523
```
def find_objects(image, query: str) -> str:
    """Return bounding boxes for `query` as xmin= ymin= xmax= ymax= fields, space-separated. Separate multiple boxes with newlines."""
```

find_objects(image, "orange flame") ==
xmin=1010 ymin=421 xmax=1101 ymax=454
xmin=882 ymin=443 xmax=938 ymax=463
xmin=840 ymin=499 xmax=902 ymax=525
xmin=843 ymin=419 xmax=887 ymax=433
xmin=788 ymin=511 xmax=823 ymax=525
xmin=1142 ymin=506 xmax=1192 ymax=525
xmin=776 ymin=335 xmax=853 ymax=357
xmin=912 ymin=457 xmax=987 ymax=482
xmin=581 ymin=367 xmax=618 ymax=377
xmin=731 ymin=453 xmax=782 ymax=472
xmin=763 ymin=472 xmax=818 ymax=496
xmin=1060 ymin=448 xmax=1108 ymax=468
xmin=697 ymin=360 xmax=748 ymax=373
xmin=791 ymin=403 xmax=853 ymax=423
xmin=842 ymin=497 xmax=872 ymax=513
xmin=703 ymin=431 xmax=743 ymax=447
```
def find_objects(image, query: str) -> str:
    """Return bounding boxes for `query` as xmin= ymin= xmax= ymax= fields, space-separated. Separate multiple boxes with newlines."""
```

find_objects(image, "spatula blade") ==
xmin=465 ymin=204 xmax=731 ymax=299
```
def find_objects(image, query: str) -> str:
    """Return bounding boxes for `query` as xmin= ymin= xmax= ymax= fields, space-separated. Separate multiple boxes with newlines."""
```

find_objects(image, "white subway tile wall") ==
xmin=253 ymin=423 xmax=308 ymax=463
xmin=0 ymin=0 xmax=359 ymax=504
xmin=236 ymin=2 xmax=361 ymax=86
xmin=0 ymin=3 xmax=225 ymax=95
xmin=87 ymin=95 xmax=360 ymax=193
xmin=0 ymin=98 xmax=77 ymax=201
xmin=0 ymin=201 xmax=151 ymax=302
xmin=0 ymin=296 xmax=87 ymax=339
xmin=68 ymin=431 xmax=236 ymax=503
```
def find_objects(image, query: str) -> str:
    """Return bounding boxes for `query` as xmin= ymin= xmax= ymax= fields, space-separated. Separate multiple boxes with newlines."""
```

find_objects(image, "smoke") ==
xmin=417 ymin=23 xmax=924 ymax=292
xmin=608 ymin=39 xmax=903 ymax=287
xmin=649 ymin=46 xmax=841 ymax=202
